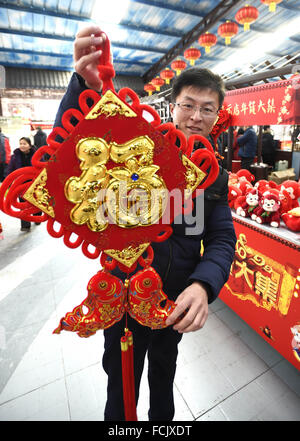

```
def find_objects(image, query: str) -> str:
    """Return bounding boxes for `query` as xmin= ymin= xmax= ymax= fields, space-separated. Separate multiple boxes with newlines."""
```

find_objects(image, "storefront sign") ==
xmin=223 ymin=76 xmax=300 ymax=126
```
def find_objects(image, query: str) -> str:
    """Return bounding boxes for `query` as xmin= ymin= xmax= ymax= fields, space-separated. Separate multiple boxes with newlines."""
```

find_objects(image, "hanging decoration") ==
xmin=160 ymin=68 xmax=175 ymax=84
xmin=144 ymin=83 xmax=156 ymax=96
xmin=0 ymin=33 xmax=222 ymax=421
xmin=235 ymin=5 xmax=259 ymax=31
xmin=184 ymin=47 xmax=201 ymax=66
xmin=260 ymin=0 xmax=282 ymax=12
xmin=170 ymin=59 xmax=187 ymax=76
xmin=218 ymin=20 xmax=239 ymax=45
xmin=151 ymin=76 xmax=165 ymax=91
xmin=198 ymin=32 xmax=217 ymax=54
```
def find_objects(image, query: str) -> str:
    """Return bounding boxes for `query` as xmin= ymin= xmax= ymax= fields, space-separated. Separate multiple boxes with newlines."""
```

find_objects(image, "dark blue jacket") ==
xmin=53 ymin=73 xmax=236 ymax=303
xmin=237 ymin=127 xmax=257 ymax=158
xmin=5 ymin=147 xmax=36 ymax=177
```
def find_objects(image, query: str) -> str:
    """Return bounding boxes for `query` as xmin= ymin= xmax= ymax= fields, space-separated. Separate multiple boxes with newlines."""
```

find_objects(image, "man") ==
xmin=34 ymin=126 xmax=47 ymax=149
xmin=54 ymin=25 xmax=236 ymax=421
xmin=237 ymin=125 xmax=257 ymax=171
xmin=262 ymin=125 xmax=275 ymax=169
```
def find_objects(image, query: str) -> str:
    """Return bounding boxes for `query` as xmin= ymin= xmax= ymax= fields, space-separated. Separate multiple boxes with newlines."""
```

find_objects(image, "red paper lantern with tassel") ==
xmin=160 ymin=68 xmax=175 ymax=84
xmin=198 ymin=32 xmax=217 ymax=54
xmin=218 ymin=20 xmax=239 ymax=45
xmin=261 ymin=0 xmax=282 ymax=12
xmin=151 ymin=76 xmax=165 ymax=91
xmin=170 ymin=59 xmax=187 ymax=76
xmin=184 ymin=47 xmax=201 ymax=66
xmin=144 ymin=83 xmax=156 ymax=96
xmin=235 ymin=5 xmax=259 ymax=31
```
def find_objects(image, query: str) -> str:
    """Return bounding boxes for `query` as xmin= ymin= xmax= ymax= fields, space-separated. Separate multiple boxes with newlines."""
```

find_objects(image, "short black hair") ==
xmin=20 ymin=136 xmax=32 ymax=146
xmin=171 ymin=67 xmax=225 ymax=108
xmin=263 ymin=125 xmax=270 ymax=130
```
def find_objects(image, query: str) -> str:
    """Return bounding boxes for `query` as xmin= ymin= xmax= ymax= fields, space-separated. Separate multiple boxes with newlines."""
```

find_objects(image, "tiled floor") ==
xmin=0 ymin=212 xmax=299 ymax=421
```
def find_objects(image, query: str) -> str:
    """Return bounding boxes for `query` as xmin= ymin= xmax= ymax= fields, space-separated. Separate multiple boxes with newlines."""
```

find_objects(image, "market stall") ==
xmin=220 ymin=214 xmax=300 ymax=370
xmin=223 ymin=74 xmax=300 ymax=179
xmin=220 ymin=76 xmax=300 ymax=370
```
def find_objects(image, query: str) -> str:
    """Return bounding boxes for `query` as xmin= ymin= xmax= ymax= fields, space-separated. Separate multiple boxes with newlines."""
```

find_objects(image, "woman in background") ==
xmin=5 ymin=137 xmax=37 ymax=232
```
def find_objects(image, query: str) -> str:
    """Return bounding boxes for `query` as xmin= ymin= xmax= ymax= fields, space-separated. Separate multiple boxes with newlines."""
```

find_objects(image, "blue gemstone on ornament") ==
xmin=131 ymin=173 xmax=139 ymax=181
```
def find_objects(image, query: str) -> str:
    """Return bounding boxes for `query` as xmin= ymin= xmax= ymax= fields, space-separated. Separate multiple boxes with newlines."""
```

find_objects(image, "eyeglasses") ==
xmin=174 ymin=102 xmax=219 ymax=118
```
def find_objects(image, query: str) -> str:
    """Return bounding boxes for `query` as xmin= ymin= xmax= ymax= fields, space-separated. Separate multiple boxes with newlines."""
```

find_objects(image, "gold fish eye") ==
xmin=143 ymin=278 xmax=152 ymax=287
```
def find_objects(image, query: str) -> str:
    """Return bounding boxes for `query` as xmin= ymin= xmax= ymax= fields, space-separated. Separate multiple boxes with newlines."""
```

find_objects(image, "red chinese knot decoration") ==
xmin=235 ymin=5 xmax=259 ymax=31
xmin=0 ymin=33 xmax=223 ymax=421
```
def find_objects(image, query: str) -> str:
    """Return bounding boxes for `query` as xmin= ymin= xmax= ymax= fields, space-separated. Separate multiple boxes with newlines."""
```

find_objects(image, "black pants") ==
xmin=102 ymin=313 xmax=183 ymax=421
xmin=19 ymin=197 xmax=41 ymax=229
xmin=241 ymin=157 xmax=254 ymax=171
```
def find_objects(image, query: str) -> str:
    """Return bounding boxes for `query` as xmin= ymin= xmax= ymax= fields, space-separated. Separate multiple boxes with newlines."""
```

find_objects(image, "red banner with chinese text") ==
xmin=219 ymin=218 xmax=300 ymax=371
xmin=223 ymin=76 xmax=300 ymax=126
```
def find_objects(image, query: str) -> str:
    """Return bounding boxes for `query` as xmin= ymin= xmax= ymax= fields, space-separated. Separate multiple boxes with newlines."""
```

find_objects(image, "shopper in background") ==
xmin=53 ymin=25 xmax=236 ymax=421
xmin=237 ymin=125 xmax=257 ymax=171
xmin=0 ymin=128 xmax=11 ymax=182
xmin=233 ymin=127 xmax=244 ymax=160
xmin=5 ymin=137 xmax=37 ymax=232
xmin=34 ymin=126 xmax=47 ymax=149
xmin=262 ymin=125 xmax=275 ymax=169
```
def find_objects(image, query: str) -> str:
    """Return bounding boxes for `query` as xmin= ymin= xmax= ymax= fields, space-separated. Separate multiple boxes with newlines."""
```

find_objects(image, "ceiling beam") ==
xmin=130 ymin=0 xmax=205 ymax=17
xmin=224 ymin=63 xmax=300 ymax=88
xmin=142 ymin=0 xmax=245 ymax=83
xmin=0 ymin=28 xmax=167 ymax=54
xmin=0 ymin=3 xmax=91 ymax=21
xmin=0 ymin=3 xmax=183 ymax=39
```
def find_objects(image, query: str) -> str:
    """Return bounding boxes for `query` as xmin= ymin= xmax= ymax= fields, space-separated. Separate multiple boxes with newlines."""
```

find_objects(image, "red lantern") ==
xmin=184 ymin=47 xmax=201 ymax=66
xmin=160 ymin=68 xmax=175 ymax=84
xmin=170 ymin=59 xmax=187 ymax=76
xmin=218 ymin=21 xmax=238 ymax=45
xmin=235 ymin=5 xmax=259 ymax=31
xmin=144 ymin=83 xmax=156 ymax=96
xmin=151 ymin=76 xmax=165 ymax=91
xmin=261 ymin=0 xmax=282 ymax=12
xmin=198 ymin=32 xmax=217 ymax=54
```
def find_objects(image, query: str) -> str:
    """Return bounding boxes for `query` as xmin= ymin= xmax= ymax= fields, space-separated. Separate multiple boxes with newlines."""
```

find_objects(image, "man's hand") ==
xmin=73 ymin=25 xmax=106 ymax=92
xmin=165 ymin=282 xmax=209 ymax=333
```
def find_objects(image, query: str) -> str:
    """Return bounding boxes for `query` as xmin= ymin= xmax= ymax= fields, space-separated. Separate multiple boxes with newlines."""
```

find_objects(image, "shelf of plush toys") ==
xmin=228 ymin=169 xmax=300 ymax=240
xmin=220 ymin=169 xmax=300 ymax=370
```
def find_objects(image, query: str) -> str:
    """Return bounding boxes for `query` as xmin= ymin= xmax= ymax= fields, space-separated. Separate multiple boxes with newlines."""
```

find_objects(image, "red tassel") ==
xmin=120 ymin=328 xmax=137 ymax=421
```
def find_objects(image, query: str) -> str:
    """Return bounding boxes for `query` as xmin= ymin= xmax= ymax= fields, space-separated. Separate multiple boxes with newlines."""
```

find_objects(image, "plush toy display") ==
xmin=236 ymin=169 xmax=255 ymax=183
xmin=280 ymin=180 xmax=300 ymax=209
xmin=253 ymin=189 xmax=281 ymax=228
xmin=281 ymin=207 xmax=300 ymax=232
xmin=228 ymin=184 xmax=242 ymax=208
xmin=278 ymin=188 xmax=294 ymax=215
xmin=236 ymin=187 xmax=261 ymax=218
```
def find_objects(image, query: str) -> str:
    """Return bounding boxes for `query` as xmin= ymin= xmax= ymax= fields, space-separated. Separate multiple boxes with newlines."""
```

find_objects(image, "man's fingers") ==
xmin=75 ymin=50 xmax=102 ymax=73
xmin=75 ymin=25 xmax=104 ymax=39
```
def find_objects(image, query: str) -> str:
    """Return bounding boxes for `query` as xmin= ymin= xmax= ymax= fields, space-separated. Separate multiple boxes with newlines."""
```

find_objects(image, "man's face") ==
xmin=170 ymin=86 xmax=219 ymax=140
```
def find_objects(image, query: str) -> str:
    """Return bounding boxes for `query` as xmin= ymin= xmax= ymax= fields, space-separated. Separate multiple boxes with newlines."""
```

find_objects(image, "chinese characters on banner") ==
xmin=219 ymin=218 xmax=300 ymax=371
xmin=223 ymin=77 xmax=300 ymax=126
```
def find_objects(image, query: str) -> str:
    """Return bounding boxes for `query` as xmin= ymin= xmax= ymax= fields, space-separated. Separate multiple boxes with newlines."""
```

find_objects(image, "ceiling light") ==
xmin=91 ymin=0 xmax=130 ymax=24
